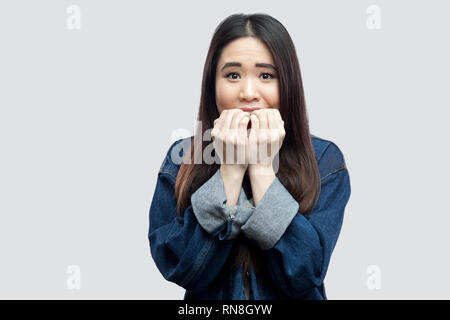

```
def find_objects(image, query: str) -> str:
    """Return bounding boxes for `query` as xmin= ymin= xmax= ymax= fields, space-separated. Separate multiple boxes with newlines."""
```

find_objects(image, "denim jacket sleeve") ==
xmin=148 ymin=139 xmax=252 ymax=293
xmin=191 ymin=169 xmax=254 ymax=240
xmin=242 ymin=142 xmax=351 ymax=298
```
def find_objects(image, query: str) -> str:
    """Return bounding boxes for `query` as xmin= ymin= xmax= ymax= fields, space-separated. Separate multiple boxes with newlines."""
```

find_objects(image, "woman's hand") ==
xmin=247 ymin=108 xmax=285 ymax=176
xmin=211 ymin=109 xmax=251 ymax=179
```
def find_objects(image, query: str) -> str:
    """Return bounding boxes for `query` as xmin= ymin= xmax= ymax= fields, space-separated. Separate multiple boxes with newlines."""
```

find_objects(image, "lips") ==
xmin=240 ymin=107 xmax=261 ymax=112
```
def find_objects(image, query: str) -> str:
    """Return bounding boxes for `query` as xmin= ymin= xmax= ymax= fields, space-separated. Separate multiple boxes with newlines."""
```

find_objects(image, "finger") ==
xmin=272 ymin=109 xmax=284 ymax=130
xmin=250 ymin=113 xmax=259 ymax=131
xmin=238 ymin=116 xmax=250 ymax=164
xmin=227 ymin=112 xmax=241 ymax=151
xmin=228 ymin=112 xmax=245 ymax=154
xmin=213 ymin=119 xmax=220 ymax=137
xmin=266 ymin=110 xmax=275 ymax=130
xmin=211 ymin=118 xmax=218 ymax=142
xmin=274 ymin=108 xmax=282 ymax=122
xmin=238 ymin=114 xmax=250 ymax=137
xmin=216 ymin=109 xmax=231 ymax=131
xmin=269 ymin=112 xmax=281 ymax=150
xmin=231 ymin=110 xmax=248 ymax=129
xmin=256 ymin=109 xmax=268 ymax=130
xmin=248 ymin=115 xmax=258 ymax=164
xmin=269 ymin=109 xmax=281 ymax=130
xmin=224 ymin=109 xmax=240 ymax=133
xmin=214 ymin=111 xmax=226 ymax=133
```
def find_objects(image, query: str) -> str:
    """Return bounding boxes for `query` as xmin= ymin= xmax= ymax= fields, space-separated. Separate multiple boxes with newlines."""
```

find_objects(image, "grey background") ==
xmin=0 ymin=0 xmax=448 ymax=299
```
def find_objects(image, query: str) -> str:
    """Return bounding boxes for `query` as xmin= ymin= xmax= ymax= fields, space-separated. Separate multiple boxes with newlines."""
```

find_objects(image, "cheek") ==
xmin=216 ymin=81 xmax=238 ymax=108
xmin=264 ymin=85 xmax=280 ymax=107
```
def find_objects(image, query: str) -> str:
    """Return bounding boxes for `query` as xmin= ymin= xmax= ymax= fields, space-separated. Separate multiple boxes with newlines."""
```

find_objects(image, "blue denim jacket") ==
xmin=148 ymin=134 xmax=351 ymax=300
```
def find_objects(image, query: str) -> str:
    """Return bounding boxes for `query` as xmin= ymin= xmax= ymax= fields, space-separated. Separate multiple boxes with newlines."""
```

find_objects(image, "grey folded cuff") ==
xmin=191 ymin=169 xmax=255 ymax=240
xmin=241 ymin=177 xmax=300 ymax=250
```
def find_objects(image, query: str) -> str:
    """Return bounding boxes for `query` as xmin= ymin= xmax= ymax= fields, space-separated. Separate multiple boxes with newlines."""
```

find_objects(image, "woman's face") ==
xmin=215 ymin=37 xmax=280 ymax=114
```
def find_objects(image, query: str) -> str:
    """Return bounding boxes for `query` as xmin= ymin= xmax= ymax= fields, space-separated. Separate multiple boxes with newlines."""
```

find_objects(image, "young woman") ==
xmin=148 ymin=13 xmax=351 ymax=300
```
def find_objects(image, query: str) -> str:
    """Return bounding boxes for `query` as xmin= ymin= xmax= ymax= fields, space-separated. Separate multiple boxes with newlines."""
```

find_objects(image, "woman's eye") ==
xmin=225 ymin=72 xmax=240 ymax=80
xmin=261 ymin=73 xmax=276 ymax=80
xmin=225 ymin=72 xmax=276 ymax=80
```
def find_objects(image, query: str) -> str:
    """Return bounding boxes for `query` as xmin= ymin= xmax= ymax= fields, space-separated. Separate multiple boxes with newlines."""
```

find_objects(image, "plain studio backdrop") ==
xmin=0 ymin=0 xmax=448 ymax=299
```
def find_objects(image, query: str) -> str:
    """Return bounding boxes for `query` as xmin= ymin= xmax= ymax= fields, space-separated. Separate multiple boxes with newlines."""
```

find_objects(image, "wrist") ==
xmin=220 ymin=164 xmax=246 ymax=181
xmin=248 ymin=164 xmax=275 ymax=178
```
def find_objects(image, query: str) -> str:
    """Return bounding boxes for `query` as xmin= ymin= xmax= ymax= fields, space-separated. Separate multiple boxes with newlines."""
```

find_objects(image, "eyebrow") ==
xmin=220 ymin=62 xmax=277 ymax=71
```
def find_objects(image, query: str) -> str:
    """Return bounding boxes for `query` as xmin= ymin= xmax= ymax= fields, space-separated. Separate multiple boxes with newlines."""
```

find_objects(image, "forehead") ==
xmin=218 ymin=37 xmax=274 ymax=64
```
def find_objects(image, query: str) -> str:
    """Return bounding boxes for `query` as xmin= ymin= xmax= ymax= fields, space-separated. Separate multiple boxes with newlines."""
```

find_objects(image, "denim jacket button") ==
xmin=228 ymin=207 xmax=236 ymax=221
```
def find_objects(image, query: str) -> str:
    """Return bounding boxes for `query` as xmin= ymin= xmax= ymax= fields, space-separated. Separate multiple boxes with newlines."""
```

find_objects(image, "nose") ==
xmin=239 ymin=77 xmax=260 ymax=103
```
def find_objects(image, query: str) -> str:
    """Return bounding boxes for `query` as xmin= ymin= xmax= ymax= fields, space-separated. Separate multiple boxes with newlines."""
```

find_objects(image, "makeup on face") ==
xmin=240 ymin=106 xmax=261 ymax=112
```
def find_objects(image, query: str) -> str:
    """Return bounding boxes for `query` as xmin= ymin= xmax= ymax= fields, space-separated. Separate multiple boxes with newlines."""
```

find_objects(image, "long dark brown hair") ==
xmin=173 ymin=13 xmax=321 ymax=283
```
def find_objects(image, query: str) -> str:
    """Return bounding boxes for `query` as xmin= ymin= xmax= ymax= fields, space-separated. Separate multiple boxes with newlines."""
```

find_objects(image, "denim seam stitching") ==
xmin=317 ymin=141 xmax=331 ymax=163
xmin=320 ymin=165 xmax=347 ymax=182
xmin=180 ymin=237 xmax=215 ymax=288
